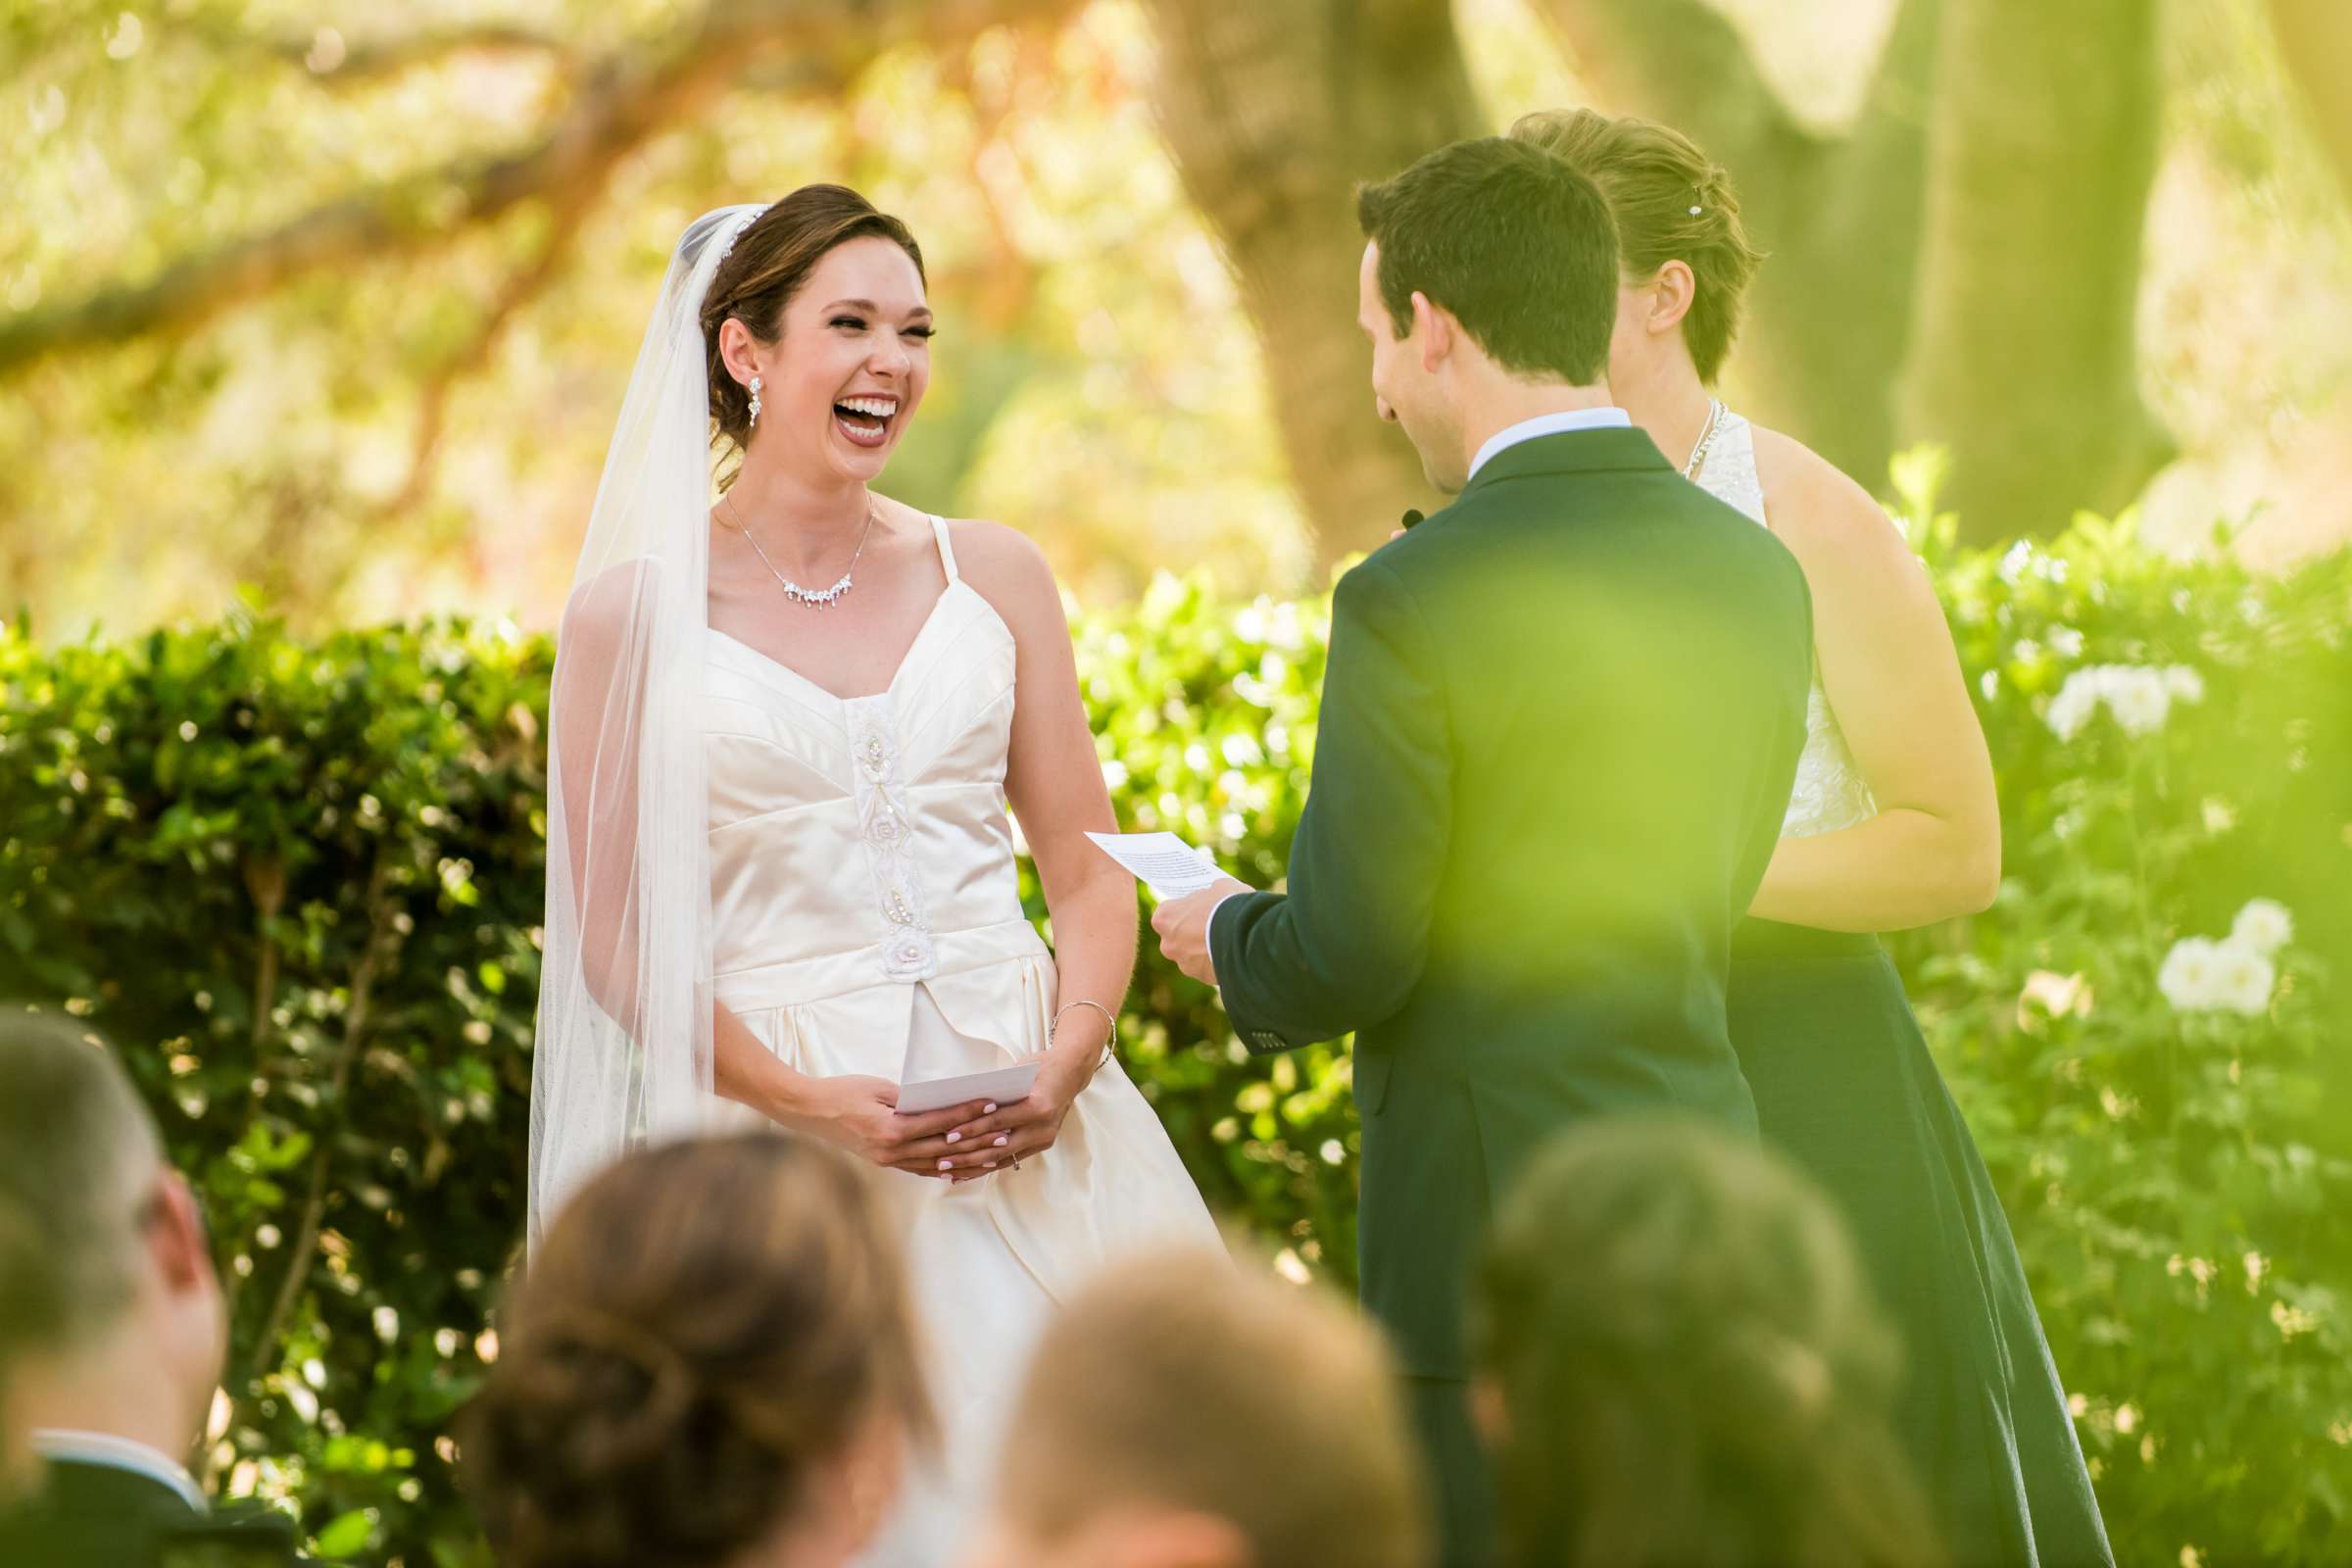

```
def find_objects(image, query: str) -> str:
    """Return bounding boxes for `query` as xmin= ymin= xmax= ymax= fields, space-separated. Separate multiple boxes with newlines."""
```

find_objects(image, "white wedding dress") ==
xmin=1686 ymin=407 xmax=1876 ymax=836
xmin=699 ymin=514 xmax=1219 ymax=1561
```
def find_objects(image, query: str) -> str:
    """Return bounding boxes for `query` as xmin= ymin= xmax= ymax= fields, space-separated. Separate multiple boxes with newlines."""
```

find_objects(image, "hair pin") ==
xmin=1689 ymin=204 xmax=1703 ymax=216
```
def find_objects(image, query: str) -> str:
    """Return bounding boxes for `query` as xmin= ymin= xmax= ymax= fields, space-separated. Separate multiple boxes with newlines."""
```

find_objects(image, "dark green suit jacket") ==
xmin=1210 ymin=426 xmax=1813 ymax=1378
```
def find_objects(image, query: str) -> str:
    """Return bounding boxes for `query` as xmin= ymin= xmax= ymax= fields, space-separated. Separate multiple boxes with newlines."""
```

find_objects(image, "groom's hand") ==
xmin=1151 ymin=877 xmax=1250 ymax=987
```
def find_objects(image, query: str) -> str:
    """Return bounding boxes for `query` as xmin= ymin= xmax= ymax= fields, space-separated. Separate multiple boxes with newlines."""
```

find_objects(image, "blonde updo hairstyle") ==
xmin=462 ymin=1134 xmax=931 ymax=1568
xmin=1510 ymin=109 xmax=1764 ymax=383
xmin=699 ymin=183 xmax=926 ymax=463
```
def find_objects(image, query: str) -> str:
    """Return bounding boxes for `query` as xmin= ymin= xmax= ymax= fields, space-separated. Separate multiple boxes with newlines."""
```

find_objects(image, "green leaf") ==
xmin=313 ymin=1509 xmax=375 ymax=1559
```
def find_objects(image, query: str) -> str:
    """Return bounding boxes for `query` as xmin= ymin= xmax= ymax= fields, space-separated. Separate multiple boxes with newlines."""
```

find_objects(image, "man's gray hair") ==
xmin=0 ymin=1009 xmax=165 ymax=1359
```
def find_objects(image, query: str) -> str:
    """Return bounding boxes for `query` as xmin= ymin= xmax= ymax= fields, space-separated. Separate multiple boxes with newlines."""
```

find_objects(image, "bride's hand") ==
xmin=802 ymin=1075 xmax=996 ymax=1175
xmin=909 ymin=1052 xmax=1095 ymax=1183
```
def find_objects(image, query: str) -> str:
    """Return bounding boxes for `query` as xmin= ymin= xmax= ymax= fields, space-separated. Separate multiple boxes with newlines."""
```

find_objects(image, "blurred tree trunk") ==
xmin=2267 ymin=0 xmax=2352 ymax=207
xmin=1542 ymin=0 xmax=2169 ymax=543
xmin=1540 ymin=0 xmax=1938 ymax=513
xmin=0 ymin=0 xmax=2202 ymax=557
xmin=1899 ymin=0 xmax=2170 ymax=539
xmin=1147 ymin=0 xmax=1480 ymax=568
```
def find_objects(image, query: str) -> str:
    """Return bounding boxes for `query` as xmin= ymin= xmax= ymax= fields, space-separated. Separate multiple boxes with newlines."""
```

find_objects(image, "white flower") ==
xmin=2230 ymin=898 xmax=2294 ymax=956
xmin=2158 ymin=937 xmax=2225 ymax=1011
xmin=2048 ymin=626 xmax=2085 ymax=660
xmin=2020 ymin=969 xmax=2092 ymax=1020
xmin=2047 ymin=662 xmax=2201 ymax=743
xmin=2103 ymin=667 xmax=2172 ymax=736
xmin=2045 ymin=671 xmax=2102 ymax=741
xmin=2209 ymin=941 xmax=2277 ymax=1016
xmin=881 ymin=929 xmax=937 ymax=981
xmin=2161 ymin=930 xmax=2278 ymax=1016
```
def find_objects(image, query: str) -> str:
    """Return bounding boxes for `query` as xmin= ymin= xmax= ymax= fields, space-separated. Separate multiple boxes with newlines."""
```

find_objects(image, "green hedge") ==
xmin=4 ymin=484 xmax=2349 ymax=1567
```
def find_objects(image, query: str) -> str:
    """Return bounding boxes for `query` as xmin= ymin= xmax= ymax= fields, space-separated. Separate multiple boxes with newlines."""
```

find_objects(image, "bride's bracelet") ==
xmin=1050 ymin=1000 xmax=1119 ymax=1070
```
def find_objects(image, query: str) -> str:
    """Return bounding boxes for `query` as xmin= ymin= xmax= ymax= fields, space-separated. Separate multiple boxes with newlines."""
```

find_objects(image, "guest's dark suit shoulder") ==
xmin=0 ymin=1460 xmax=300 ymax=1567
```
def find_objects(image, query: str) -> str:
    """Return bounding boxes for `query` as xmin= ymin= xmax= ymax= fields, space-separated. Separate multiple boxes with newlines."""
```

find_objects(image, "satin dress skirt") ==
xmin=856 ymin=987 xmax=1057 ymax=1567
xmin=713 ymin=960 xmax=1220 ymax=1565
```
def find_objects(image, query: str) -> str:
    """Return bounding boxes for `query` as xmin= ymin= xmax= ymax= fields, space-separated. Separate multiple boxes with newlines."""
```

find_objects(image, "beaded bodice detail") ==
xmin=698 ymin=516 xmax=1039 ymax=995
xmin=1690 ymin=411 xmax=1877 ymax=839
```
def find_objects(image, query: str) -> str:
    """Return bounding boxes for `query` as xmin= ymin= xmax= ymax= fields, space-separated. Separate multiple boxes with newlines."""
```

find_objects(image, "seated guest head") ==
xmin=0 ymin=1160 xmax=37 ymax=1497
xmin=1352 ymin=135 xmax=1622 ymax=494
xmin=1475 ymin=1115 xmax=1942 ymax=1568
xmin=969 ymin=1248 xmax=1428 ymax=1568
xmin=463 ymin=1132 xmax=928 ymax=1568
xmin=0 ymin=1008 xmax=226 ymax=1499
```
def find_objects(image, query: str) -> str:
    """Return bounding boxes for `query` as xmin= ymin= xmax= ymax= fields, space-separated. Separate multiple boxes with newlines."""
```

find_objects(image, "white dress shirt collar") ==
xmin=32 ymin=1428 xmax=209 ymax=1513
xmin=1466 ymin=406 xmax=1633 ymax=483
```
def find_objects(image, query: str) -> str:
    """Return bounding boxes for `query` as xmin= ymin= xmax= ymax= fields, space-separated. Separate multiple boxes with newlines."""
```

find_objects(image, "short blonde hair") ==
xmin=1002 ymin=1249 xmax=1428 ymax=1568
xmin=0 ymin=1010 xmax=162 ymax=1359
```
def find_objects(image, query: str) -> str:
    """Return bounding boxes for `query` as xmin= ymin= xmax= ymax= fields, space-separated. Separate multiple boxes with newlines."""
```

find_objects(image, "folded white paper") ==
xmin=1086 ymin=830 xmax=1224 ymax=898
xmin=895 ymin=1059 xmax=1041 ymax=1115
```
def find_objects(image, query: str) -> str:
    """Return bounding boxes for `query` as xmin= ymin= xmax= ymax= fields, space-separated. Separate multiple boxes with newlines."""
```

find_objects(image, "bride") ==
xmin=529 ymin=186 xmax=1219 ymax=1561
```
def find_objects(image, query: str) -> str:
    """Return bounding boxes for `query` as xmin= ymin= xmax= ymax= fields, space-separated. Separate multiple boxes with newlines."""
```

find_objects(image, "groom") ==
xmin=1152 ymin=137 xmax=1814 ymax=1565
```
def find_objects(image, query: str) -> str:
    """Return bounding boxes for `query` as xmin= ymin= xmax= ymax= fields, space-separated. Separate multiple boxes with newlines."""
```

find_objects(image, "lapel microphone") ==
xmin=1399 ymin=509 xmax=1425 ymax=531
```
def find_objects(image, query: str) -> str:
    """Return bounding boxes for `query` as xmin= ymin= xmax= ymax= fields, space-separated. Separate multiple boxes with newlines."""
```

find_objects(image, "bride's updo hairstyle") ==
xmin=1475 ymin=1115 xmax=1940 ymax=1568
xmin=463 ymin=1133 xmax=930 ymax=1568
xmin=700 ymin=183 xmax=927 ymax=453
xmin=1509 ymin=110 xmax=1763 ymax=384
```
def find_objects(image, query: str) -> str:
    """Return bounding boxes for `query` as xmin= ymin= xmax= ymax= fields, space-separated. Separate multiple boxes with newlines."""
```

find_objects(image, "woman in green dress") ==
xmin=1513 ymin=108 xmax=2114 ymax=1568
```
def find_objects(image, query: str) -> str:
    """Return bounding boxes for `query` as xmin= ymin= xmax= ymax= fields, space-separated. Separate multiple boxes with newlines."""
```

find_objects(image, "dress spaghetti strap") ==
xmin=929 ymin=514 xmax=960 ymax=584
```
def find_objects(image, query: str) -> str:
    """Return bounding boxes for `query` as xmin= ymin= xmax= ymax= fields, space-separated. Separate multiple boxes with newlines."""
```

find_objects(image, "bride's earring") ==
xmin=747 ymin=375 xmax=762 ymax=429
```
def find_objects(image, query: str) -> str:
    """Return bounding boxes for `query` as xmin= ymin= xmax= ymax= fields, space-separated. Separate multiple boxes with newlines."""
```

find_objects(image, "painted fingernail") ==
xmin=937 ymin=1159 xmax=953 ymax=1171
xmin=947 ymin=1132 xmax=961 ymax=1144
xmin=994 ymin=1135 xmax=1008 ymax=1147
xmin=984 ymin=1102 xmax=999 ymax=1113
xmin=986 ymin=1161 xmax=999 ymax=1169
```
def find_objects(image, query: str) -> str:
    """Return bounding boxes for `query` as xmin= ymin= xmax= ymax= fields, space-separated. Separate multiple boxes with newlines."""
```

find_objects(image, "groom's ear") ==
xmin=1409 ymin=290 xmax=1452 ymax=373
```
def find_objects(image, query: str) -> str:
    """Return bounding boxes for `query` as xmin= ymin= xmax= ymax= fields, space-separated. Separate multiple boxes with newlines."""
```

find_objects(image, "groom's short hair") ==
xmin=1356 ymin=136 xmax=1618 ymax=385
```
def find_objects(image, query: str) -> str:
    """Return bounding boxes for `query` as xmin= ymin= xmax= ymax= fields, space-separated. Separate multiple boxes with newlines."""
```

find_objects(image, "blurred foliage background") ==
xmin=5 ymin=3 xmax=2352 ymax=1566
xmin=1 ymin=0 xmax=2350 ymax=629
xmin=4 ymin=497 xmax=2349 ymax=1565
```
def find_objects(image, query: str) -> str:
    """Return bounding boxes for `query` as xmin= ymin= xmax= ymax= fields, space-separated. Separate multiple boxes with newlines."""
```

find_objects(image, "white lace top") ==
xmin=1690 ymin=410 xmax=1877 ymax=839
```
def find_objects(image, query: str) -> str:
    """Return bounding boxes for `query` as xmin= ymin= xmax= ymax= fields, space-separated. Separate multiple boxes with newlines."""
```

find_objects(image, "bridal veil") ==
xmin=528 ymin=204 xmax=765 ymax=1247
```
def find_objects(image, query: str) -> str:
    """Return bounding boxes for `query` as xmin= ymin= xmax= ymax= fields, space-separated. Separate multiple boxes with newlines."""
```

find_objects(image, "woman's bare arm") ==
xmin=919 ymin=520 xmax=1134 ymax=1177
xmin=1744 ymin=430 xmax=2001 ymax=933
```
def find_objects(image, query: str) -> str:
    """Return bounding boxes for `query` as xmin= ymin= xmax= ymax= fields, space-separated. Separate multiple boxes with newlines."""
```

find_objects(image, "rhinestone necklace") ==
xmin=1681 ymin=397 xmax=1727 ymax=480
xmin=724 ymin=492 xmax=877 ymax=610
